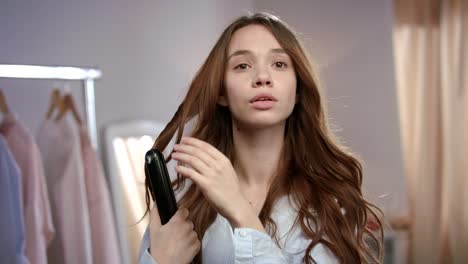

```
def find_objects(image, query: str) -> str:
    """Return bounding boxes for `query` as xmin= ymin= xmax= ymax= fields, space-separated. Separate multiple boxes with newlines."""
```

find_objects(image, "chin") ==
xmin=235 ymin=116 xmax=288 ymax=130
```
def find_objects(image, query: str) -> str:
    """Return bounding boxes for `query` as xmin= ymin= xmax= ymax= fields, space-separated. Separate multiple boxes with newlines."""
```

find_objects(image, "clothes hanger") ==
xmin=0 ymin=89 xmax=11 ymax=114
xmin=0 ymin=89 xmax=10 ymax=123
xmin=46 ymin=88 xmax=62 ymax=119
xmin=55 ymin=93 xmax=83 ymax=126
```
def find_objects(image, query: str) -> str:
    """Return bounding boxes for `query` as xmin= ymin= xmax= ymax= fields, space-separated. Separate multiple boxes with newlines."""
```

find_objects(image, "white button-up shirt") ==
xmin=138 ymin=195 xmax=338 ymax=263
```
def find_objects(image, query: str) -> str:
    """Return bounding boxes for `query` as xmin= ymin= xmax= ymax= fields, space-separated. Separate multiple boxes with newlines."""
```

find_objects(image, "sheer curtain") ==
xmin=392 ymin=0 xmax=468 ymax=263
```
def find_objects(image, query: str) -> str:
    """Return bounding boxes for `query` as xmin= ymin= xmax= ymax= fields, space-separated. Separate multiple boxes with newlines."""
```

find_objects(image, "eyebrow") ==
xmin=227 ymin=48 xmax=287 ymax=61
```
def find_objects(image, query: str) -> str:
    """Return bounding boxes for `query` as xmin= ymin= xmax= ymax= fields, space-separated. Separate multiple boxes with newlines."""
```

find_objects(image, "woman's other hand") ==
xmin=171 ymin=137 xmax=263 ymax=231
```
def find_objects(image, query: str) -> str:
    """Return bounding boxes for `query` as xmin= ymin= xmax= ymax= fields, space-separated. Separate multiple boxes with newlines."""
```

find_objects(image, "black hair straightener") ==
xmin=145 ymin=149 xmax=196 ymax=263
xmin=145 ymin=149 xmax=178 ymax=225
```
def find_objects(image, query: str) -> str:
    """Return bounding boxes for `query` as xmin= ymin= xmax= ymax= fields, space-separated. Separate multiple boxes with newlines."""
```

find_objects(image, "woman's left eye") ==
xmin=274 ymin=61 xmax=287 ymax=68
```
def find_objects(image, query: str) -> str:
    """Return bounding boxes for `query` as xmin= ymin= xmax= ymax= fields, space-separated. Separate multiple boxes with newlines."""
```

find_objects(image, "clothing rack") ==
xmin=0 ymin=64 xmax=102 ymax=149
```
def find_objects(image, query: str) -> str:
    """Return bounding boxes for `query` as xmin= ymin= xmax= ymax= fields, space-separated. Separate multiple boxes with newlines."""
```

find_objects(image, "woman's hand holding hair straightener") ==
xmin=149 ymin=206 xmax=200 ymax=264
xmin=172 ymin=137 xmax=267 ymax=234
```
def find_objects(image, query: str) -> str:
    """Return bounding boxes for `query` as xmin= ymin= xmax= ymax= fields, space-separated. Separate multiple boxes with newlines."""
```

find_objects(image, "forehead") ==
xmin=227 ymin=24 xmax=283 ymax=54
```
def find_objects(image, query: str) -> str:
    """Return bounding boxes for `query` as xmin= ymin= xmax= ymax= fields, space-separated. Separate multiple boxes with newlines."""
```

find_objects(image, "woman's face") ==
xmin=220 ymin=24 xmax=297 ymax=130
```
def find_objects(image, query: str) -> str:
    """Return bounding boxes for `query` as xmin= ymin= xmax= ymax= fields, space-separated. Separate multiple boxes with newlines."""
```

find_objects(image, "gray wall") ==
xmin=0 ymin=0 xmax=407 ymax=214
xmin=0 ymin=0 xmax=253 ymax=137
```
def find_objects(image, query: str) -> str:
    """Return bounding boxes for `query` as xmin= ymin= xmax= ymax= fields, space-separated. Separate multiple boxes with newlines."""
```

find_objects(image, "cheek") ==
xmin=224 ymin=74 xmax=247 ymax=104
xmin=279 ymin=74 xmax=297 ymax=103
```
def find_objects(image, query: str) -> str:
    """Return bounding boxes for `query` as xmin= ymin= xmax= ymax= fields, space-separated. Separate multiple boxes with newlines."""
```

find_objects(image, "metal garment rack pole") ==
xmin=0 ymin=64 xmax=102 ymax=149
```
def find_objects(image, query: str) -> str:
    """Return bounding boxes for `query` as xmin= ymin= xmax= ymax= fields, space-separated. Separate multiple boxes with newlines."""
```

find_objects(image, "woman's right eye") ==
xmin=234 ymin=63 xmax=250 ymax=70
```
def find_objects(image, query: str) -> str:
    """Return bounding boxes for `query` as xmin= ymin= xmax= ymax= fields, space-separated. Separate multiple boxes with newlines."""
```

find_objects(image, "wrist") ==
xmin=227 ymin=199 xmax=266 ymax=234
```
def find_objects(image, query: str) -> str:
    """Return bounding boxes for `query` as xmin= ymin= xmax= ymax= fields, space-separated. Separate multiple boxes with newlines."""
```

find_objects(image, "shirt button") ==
xmin=239 ymin=231 xmax=247 ymax=237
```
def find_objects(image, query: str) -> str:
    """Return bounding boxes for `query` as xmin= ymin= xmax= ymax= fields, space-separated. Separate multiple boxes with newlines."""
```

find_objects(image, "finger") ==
xmin=149 ymin=204 xmax=162 ymax=228
xmin=173 ymin=143 xmax=215 ymax=168
xmin=171 ymin=207 xmax=189 ymax=223
xmin=188 ymin=231 xmax=199 ymax=245
xmin=172 ymin=152 xmax=209 ymax=175
xmin=187 ymin=220 xmax=195 ymax=231
xmin=190 ymin=239 xmax=201 ymax=255
xmin=181 ymin=137 xmax=223 ymax=162
xmin=175 ymin=165 xmax=206 ymax=187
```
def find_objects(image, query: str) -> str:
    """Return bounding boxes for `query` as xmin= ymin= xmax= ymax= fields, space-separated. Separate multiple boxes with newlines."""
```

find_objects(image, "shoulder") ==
xmin=272 ymin=196 xmax=340 ymax=263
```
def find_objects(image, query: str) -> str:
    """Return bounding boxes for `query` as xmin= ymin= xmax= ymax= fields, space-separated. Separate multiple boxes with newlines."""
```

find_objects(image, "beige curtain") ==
xmin=393 ymin=0 xmax=468 ymax=263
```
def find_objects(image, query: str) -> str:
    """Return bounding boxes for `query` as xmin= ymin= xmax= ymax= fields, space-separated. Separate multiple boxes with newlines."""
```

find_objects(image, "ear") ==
xmin=218 ymin=95 xmax=228 ymax=107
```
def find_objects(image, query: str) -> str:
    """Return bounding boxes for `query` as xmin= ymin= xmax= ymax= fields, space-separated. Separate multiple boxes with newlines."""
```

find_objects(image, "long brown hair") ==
xmin=145 ymin=12 xmax=383 ymax=264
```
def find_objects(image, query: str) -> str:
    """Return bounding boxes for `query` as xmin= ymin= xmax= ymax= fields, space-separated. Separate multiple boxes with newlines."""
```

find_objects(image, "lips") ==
xmin=249 ymin=93 xmax=277 ymax=110
xmin=249 ymin=93 xmax=278 ymax=103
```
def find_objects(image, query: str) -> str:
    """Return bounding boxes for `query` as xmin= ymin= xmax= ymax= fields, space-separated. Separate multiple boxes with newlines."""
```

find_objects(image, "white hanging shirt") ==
xmin=36 ymin=118 xmax=93 ymax=264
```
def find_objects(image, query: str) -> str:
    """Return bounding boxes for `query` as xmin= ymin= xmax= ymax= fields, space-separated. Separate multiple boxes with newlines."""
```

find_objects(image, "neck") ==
xmin=231 ymin=119 xmax=285 ymax=189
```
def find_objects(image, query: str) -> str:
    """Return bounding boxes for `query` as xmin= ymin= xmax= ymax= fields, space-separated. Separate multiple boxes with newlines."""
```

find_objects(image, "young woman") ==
xmin=138 ymin=12 xmax=383 ymax=264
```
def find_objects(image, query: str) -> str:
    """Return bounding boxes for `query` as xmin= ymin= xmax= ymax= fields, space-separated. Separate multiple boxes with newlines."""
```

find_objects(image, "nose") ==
xmin=252 ymin=66 xmax=272 ymax=87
